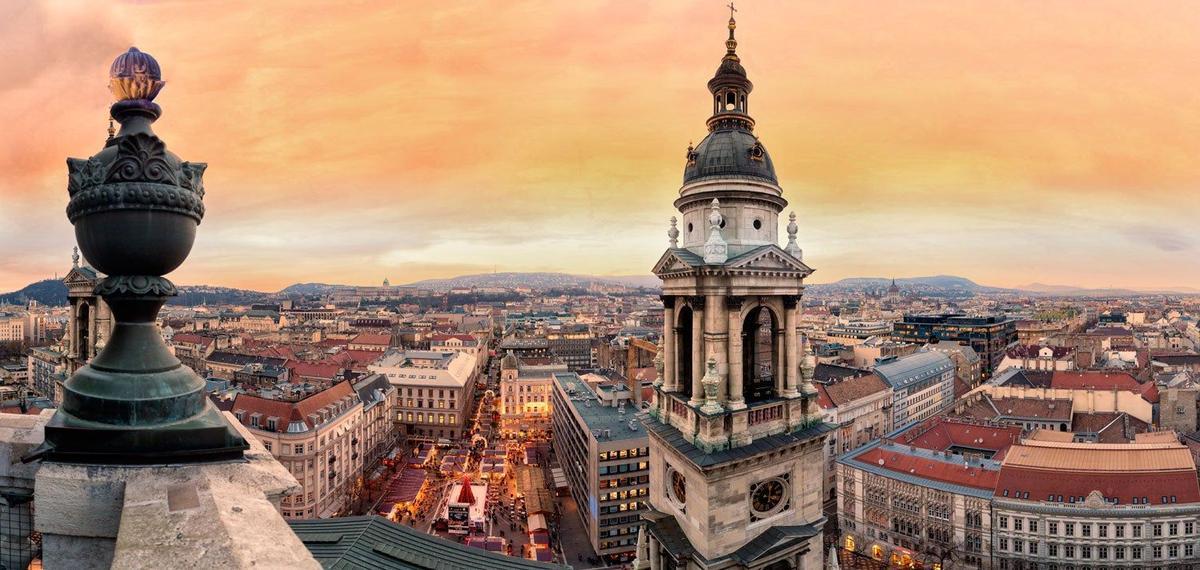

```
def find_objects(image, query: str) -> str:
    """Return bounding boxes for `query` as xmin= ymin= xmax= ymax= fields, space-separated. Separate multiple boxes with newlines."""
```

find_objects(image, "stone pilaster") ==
xmin=662 ymin=296 xmax=676 ymax=392
xmin=705 ymin=294 xmax=728 ymax=403
xmin=726 ymin=297 xmax=746 ymax=410
xmin=783 ymin=296 xmax=800 ymax=398
xmin=689 ymin=297 xmax=705 ymax=407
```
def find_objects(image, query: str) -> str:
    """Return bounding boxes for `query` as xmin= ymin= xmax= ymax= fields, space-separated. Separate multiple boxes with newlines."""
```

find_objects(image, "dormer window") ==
xmin=266 ymin=416 xmax=278 ymax=431
xmin=249 ymin=413 xmax=261 ymax=428
xmin=749 ymin=141 xmax=765 ymax=162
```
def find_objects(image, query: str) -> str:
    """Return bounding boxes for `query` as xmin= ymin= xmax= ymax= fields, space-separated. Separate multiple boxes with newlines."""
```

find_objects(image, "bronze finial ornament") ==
xmin=27 ymin=47 xmax=247 ymax=464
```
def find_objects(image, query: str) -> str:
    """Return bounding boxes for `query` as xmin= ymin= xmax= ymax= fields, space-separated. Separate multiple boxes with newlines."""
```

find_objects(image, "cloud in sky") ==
xmin=1 ymin=0 xmax=1199 ymax=292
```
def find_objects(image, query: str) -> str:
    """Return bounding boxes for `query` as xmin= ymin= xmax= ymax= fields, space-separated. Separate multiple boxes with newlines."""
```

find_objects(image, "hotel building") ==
xmin=369 ymin=348 xmax=478 ymax=441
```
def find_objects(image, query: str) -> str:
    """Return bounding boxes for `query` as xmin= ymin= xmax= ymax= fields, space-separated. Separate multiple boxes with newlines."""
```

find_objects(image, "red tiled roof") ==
xmin=995 ymin=466 xmax=1200 ymax=504
xmin=821 ymin=373 xmax=889 ymax=408
xmin=896 ymin=417 xmax=1023 ymax=460
xmin=287 ymin=360 xmax=343 ymax=381
xmin=853 ymin=447 xmax=999 ymax=491
xmin=815 ymin=384 xmax=835 ymax=410
xmin=1050 ymin=371 xmax=1140 ymax=391
xmin=231 ymin=381 xmax=356 ymax=433
xmin=350 ymin=332 xmax=392 ymax=346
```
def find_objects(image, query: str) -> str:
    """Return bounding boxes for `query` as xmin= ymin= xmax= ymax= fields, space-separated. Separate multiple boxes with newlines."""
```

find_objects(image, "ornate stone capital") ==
xmin=725 ymin=296 xmax=744 ymax=310
xmin=689 ymin=296 xmax=706 ymax=310
xmin=783 ymin=295 xmax=800 ymax=309
xmin=660 ymin=295 xmax=676 ymax=309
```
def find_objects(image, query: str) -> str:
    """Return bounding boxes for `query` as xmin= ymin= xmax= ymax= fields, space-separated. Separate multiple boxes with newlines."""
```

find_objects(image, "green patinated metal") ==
xmin=26 ymin=48 xmax=247 ymax=464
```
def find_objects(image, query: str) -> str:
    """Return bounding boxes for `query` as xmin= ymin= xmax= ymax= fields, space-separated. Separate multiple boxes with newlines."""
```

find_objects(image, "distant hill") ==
xmin=808 ymin=275 xmax=1013 ymax=296
xmin=0 ymin=279 xmax=68 ymax=306
xmin=275 ymin=273 xmax=663 ymax=294
xmin=0 ymin=279 xmax=268 ymax=307
xmin=403 ymin=272 xmax=662 ymax=291
xmin=1017 ymin=282 xmax=1200 ymax=297
xmin=278 ymin=283 xmax=339 ymax=296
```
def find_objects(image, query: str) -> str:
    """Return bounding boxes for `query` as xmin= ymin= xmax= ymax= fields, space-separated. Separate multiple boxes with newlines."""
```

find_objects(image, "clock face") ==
xmin=751 ymin=478 xmax=786 ymax=515
xmin=669 ymin=469 xmax=687 ymax=507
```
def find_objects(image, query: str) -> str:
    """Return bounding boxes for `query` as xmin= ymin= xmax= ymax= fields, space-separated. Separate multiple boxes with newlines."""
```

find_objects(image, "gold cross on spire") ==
xmin=727 ymin=1 xmax=736 ymax=18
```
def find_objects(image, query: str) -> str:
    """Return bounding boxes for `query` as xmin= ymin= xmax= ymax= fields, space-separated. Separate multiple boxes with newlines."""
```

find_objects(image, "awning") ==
xmin=528 ymin=513 xmax=548 ymax=531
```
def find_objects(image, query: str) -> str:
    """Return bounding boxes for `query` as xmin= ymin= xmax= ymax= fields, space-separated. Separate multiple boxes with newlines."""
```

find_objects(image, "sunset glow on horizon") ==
xmin=2 ymin=1 xmax=1198 ymax=292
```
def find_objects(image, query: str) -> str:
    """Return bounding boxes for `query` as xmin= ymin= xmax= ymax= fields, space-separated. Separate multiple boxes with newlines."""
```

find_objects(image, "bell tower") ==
xmin=637 ymin=7 xmax=832 ymax=570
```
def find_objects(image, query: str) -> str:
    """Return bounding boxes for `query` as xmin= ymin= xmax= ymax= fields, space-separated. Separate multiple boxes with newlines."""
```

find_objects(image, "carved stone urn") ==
xmin=699 ymin=356 xmax=723 ymax=414
xmin=31 ymin=47 xmax=247 ymax=464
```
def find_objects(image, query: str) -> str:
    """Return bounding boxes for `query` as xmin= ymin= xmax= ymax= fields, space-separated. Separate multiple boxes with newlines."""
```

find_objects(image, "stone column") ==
xmin=662 ymin=297 xmax=676 ymax=392
xmin=726 ymin=297 xmax=746 ymax=410
xmin=87 ymin=300 xmax=97 ymax=358
xmin=774 ymin=325 xmax=786 ymax=397
xmin=690 ymin=297 xmax=705 ymax=407
xmin=649 ymin=535 xmax=662 ymax=570
xmin=705 ymin=294 xmax=727 ymax=403
xmin=783 ymin=297 xmax=800 ymax=398
xmin=68 ymin=304 xmax=79 ymax=358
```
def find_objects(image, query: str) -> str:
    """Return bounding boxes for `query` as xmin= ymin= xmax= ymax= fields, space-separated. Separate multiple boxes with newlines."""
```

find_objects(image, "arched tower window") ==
xmin=725 ymin=91 xmax=737 ymax=110
xmin=676 ymin=306 xmax=694 ymax=399
xmin=743 ymin=306 xmax=778 ymax=403
xmin=77 ymin=302 xmax=91 ymax=358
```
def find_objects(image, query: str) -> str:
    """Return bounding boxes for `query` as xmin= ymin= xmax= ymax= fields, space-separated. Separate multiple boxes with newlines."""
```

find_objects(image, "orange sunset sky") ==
xmin=1 ymin=1 xmax=1198 ymax=293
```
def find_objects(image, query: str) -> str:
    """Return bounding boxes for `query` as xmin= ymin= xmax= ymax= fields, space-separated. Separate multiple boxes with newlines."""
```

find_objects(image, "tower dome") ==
xmin=673 ymin=9 xmax=786 ymax=253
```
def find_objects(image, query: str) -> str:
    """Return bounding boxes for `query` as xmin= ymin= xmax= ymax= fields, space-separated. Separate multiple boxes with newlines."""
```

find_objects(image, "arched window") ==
xmin=677 ymin=306 xmax=694 ymax=399
xmin=77 ymin=302 xmax=91 ymax=357
xmin=743 ymin=306 xmax=779 ymax=403
xmin=725 ymin=91 xmax=737 ymax=110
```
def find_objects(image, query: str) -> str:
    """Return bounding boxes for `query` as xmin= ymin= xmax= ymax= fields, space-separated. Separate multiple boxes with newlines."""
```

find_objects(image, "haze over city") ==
xmin=2 ymin=0 xmax=1198 ymax=292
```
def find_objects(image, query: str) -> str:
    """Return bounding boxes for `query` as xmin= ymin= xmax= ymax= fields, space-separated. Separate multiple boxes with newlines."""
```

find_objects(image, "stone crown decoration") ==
xmin=66 ymin=134 xmax=207 ymax=223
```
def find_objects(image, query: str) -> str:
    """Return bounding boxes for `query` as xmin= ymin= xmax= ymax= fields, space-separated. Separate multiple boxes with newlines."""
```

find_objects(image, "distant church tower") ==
xmin=637 ymin=8 xmax=831 ymax=570
xmin=63 ymin=246 xmax=112 ymax=378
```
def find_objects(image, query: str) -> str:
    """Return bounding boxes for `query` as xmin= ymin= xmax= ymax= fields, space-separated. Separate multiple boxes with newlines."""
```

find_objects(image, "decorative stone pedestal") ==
xmin=34 ymin=414 xmax=319 ymax=569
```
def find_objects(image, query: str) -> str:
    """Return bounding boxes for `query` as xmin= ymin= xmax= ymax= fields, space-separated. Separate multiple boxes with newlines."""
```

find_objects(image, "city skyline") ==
xmin=3 ymin=1 xmax=1200 ymax=293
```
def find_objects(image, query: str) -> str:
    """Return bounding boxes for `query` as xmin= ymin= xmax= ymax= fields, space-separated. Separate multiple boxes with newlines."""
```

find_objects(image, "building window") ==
xmin=1065 ymin=522 xmax=1075 ymax=537
xmin=1081 ymin=545 xmax=1091 ymax=559
xmin=1115 ymin=524 xmax=1124 ymax=538
xmin=1153 ymin=523 xmax=1163 ymax=537
xmin=1169 ymin=522 xmax=1179 ymax=536
xmin=1098 ymin=524 xmax=1107 ymax=538
xmin=1029 ymin=519 xmax=1037 ymax=533
xmin=1132 ymin=546 xmax=1142 ymax=559
xmin=1048 ymin=521 xmax=1058 ymax=535
xmin=1081 ymin=524 xmax=1091 ymax=537
xmin=264 ymin=442 xmax=272 ymax=452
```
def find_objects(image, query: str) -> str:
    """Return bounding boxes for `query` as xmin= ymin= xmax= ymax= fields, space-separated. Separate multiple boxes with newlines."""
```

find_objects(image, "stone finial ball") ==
xmin=110 ymin=47 xmax=161 ymax=80
xmin=109 ymin=47 xmax=165 ymax=102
